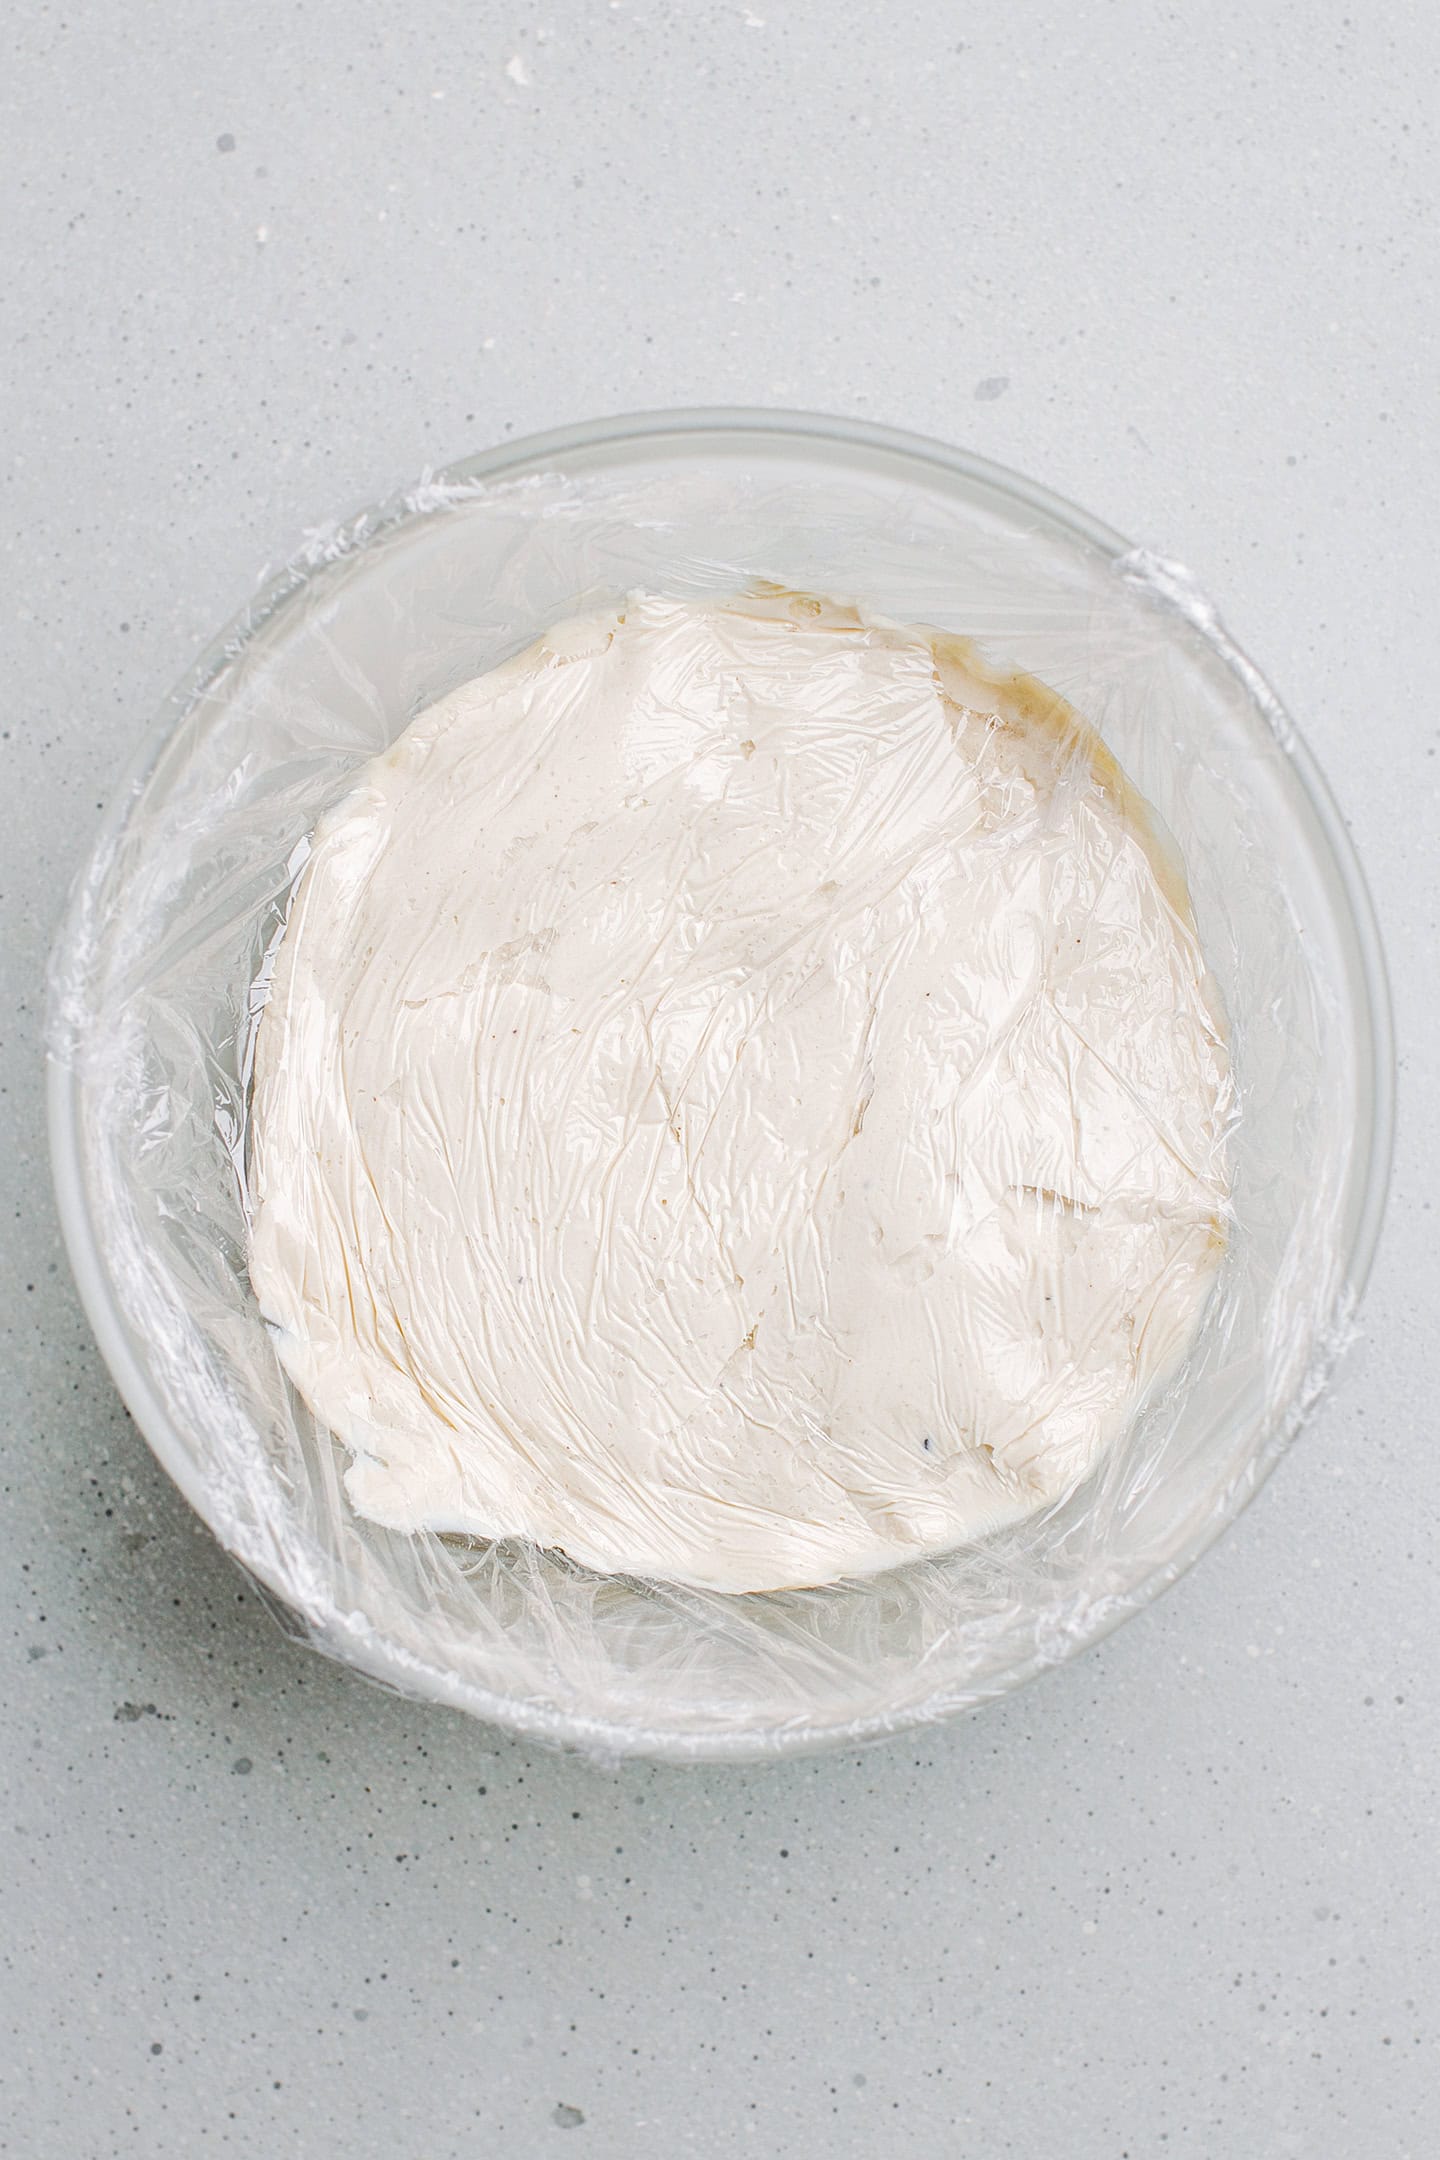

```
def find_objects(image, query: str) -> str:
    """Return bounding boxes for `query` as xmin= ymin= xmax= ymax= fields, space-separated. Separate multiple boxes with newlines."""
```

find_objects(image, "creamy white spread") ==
xmin=248 ymin=590 xmax=1231 ymax=1593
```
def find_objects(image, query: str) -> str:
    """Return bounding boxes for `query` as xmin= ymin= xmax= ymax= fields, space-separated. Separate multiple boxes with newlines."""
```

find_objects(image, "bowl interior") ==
xmin=49 ymin=413 xmax=1391 ymax=1760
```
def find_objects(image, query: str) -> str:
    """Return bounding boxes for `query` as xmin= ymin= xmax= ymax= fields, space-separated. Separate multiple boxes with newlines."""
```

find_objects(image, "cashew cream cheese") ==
xmin=248 ymin=589 xmax=1231 ymax=1593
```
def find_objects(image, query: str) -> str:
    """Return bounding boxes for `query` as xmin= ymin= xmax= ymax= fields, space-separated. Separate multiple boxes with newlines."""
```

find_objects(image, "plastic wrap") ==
xmin=47 ymin=417 xmax=1391 ymax=1761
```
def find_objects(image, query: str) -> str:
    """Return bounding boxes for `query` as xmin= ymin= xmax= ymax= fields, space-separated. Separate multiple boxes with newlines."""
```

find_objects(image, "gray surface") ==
xmin=3 ymin=2 xmax=1436 ymax=2153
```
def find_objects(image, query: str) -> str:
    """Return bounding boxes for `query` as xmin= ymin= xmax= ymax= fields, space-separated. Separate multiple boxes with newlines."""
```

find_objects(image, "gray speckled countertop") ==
xmin=3 ymin=4 xmax=1437 ymax=2155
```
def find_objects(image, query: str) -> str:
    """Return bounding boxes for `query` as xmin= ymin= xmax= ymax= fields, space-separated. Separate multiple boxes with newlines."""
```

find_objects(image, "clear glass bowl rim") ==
xmin=47 ymin=406 xmax=1396 ymax=1755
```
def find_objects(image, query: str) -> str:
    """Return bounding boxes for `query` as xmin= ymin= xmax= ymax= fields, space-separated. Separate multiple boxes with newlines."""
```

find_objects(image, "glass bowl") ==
xmin=47 ymin=410 xmax=1394 ymax=1761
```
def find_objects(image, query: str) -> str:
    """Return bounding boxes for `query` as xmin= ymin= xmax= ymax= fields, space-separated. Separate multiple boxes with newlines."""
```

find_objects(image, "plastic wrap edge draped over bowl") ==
xmin=46 ymin=413 xmax=1393 ymax=1763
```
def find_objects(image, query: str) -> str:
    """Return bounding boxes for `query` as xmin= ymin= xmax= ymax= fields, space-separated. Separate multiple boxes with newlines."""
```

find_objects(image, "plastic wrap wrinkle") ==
xmin=1116 ymin=549 xmax=1299 ymax=755
xmin=45 ymin=441 xmax=1371 ymax=1758
xmin=248 ymin=590 xmax=1233 ymax=1594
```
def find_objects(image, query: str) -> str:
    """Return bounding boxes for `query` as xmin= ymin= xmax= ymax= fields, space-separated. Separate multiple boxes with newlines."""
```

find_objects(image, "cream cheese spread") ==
xmin=248 ymin=589 xmax=1231 ymax=1592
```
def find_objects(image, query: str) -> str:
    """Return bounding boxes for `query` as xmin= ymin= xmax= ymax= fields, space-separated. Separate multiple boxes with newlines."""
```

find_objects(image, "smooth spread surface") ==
xmin=248 ymin=592 xmax=1230 ymax=1591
